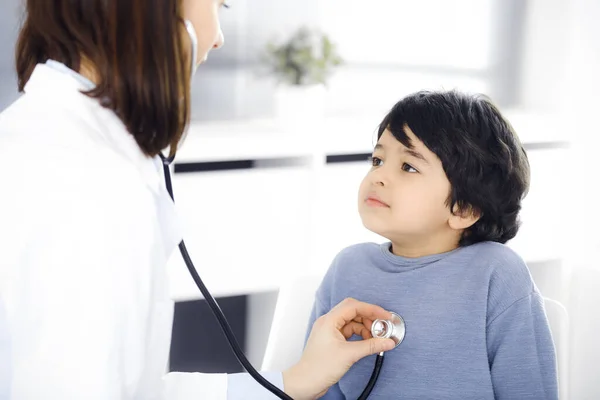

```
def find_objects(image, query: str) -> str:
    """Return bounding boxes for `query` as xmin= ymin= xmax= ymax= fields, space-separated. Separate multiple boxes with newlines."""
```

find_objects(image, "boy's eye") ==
xmin=402 ymin=163 xmax=418 ymax=173
xmin=369 ymin=156 xmax=383 ymax=167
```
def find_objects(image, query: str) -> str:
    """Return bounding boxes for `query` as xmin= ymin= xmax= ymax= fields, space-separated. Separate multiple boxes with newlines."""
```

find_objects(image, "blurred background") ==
xmin=0 ymin=0 xmax=574 ymax=118
xmin=1 ymin=0 xmax=599 ymax=398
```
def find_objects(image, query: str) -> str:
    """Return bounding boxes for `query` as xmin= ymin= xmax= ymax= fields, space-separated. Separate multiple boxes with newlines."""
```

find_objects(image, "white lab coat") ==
xmin=0 ymin=63 xmax=282 ymax=399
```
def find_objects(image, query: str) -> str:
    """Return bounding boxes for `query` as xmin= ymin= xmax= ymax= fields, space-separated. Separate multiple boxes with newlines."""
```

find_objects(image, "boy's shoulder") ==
xmin=468 ymin=241 xmax=539 ymax=318
xmin=467 ymin=241 xmax=529 ymax=273
xmin=468 ymin=241 xmax=531 ymax=280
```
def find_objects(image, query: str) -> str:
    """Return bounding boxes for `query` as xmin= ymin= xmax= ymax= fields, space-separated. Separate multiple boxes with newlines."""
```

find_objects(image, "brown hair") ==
xmin=15 ymin=0 xmax=190 ymax=158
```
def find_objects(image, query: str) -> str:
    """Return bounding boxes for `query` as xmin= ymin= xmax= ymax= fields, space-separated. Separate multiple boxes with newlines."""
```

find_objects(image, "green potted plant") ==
xmin=264 ymin=27 xmax=343 ymax=127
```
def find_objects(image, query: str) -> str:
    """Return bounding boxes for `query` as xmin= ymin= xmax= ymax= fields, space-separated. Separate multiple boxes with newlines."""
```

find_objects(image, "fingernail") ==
xmin=384 ymin=339 xmax=395 ymax=351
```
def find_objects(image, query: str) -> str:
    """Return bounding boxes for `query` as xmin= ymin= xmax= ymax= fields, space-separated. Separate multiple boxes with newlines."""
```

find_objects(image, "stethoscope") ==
xmin=158 ymin=20 xmax=407 ymax=400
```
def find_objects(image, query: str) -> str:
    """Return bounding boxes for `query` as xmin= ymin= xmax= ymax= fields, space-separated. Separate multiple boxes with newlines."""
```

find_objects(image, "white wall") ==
xmin=562 ymin=0 xmax=600 ymax=398
xmin=0 ymin=0 xmax=21 ymax=111
xmin=518 ymin=0 xmax=572 ymax=112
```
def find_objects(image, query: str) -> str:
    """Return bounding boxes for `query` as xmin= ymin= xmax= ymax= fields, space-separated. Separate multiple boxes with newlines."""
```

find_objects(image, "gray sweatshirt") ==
xmin=307 ymin=241 xmax=558 ymax=399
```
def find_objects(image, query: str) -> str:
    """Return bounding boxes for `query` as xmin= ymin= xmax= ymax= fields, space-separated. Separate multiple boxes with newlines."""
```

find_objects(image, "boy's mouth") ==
xmin=365 ymin=194 xmax=390 ymax=208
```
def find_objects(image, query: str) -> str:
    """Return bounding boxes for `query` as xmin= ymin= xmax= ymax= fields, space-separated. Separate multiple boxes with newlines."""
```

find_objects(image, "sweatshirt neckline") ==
xmin=378 ymin=242 xmax=461 ymax=271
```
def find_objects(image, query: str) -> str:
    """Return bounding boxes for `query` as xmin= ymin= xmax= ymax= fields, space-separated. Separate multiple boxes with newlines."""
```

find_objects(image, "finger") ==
xmin=348 ymin=338 xmax=396 ymax=362
xmin=351 ymin=318 xmax=375 ymax=338
xmin=340 ymin=321 xmax=371 ymax=340
xmin=350 ymin=316 xmax=369 ymax=325
xmin=362 ymin=318 xmax=374 ymax=331
xmin=329 ymin=298 xmax=392 ymax=330
xmin=347 ymin=317 xmax=373 ymax=332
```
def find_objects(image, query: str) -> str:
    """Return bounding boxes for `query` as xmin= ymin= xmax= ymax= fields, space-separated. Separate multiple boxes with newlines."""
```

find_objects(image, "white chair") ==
xmin=261 ymin=274 xmax=324 ymax=372
xmin=543 ymin=297 xmax=570 ymax=400
xmin=567 ymin=267 xmax=600 ymax=400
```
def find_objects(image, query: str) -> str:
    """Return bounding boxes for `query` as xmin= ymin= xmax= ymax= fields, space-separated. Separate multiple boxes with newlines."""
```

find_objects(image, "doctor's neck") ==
xmin=77 ymin=57 xmax=100 ymax=85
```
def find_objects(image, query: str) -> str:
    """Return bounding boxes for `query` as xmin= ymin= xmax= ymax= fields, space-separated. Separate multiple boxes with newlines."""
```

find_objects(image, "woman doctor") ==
xmin=0 ymin=0 xmax=396 ymax=399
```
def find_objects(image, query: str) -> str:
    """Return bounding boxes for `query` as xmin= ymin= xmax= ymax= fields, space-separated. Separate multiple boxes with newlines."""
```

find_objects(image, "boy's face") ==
xmin=358 ymin=127 xmax=461 ymax=251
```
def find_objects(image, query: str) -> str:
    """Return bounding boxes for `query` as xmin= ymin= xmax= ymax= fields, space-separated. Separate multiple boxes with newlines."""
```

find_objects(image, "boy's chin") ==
xmin=360 ymin=216 xmax=393 ymax=239
xmin=360 ymin=215 xmax=422 ymax=243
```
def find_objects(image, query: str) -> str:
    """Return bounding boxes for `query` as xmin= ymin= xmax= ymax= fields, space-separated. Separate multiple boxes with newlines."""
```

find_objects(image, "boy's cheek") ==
xmin=357 ymin=180 xmax=369 ymax=203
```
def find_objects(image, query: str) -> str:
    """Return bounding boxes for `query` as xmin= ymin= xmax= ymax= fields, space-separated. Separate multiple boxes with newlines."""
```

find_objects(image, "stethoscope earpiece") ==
xmin=371 ymin=312 xmax=406 ymax=349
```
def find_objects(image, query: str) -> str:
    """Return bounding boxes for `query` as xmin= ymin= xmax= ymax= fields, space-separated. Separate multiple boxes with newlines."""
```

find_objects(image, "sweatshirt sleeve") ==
xmin=486 ymin=292 xmax=559 ymax=400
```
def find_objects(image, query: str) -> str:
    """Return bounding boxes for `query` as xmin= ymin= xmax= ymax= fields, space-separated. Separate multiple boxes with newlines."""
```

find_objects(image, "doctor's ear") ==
xmin=448 ymin=204 xmax=481 ymax=231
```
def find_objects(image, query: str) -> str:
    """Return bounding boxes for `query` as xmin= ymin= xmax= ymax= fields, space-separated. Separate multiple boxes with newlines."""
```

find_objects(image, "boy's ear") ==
xmin=448 ymin=204 xmax=481 ymax=231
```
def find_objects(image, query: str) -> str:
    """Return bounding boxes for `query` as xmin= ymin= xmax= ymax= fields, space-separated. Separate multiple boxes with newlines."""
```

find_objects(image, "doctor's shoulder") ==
xmin=0 ymin=96 xmax=155 ymax=221
xmin=2 ymin=87 xmax=147 ymax=179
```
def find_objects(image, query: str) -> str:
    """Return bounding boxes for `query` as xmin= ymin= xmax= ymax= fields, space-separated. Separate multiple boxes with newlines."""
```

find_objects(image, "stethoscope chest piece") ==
xmin=371 ymin=312 xmax=406 ymax=348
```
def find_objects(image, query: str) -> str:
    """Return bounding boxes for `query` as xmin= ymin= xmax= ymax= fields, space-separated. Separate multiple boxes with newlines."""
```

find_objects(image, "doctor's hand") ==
xmin=282 ymin=298 xmax=395 ymax=400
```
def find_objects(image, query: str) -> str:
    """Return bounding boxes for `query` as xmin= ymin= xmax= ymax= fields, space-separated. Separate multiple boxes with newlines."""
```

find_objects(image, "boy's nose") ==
xmin=371 ymin=170 xmax=387 ymax=187
xmin=214 ymin=30 xmax=224 ymax=49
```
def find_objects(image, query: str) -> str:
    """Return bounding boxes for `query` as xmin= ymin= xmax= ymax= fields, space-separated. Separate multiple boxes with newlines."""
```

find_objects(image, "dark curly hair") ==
xmin=378 ymin=90 xmax=530 ymax=246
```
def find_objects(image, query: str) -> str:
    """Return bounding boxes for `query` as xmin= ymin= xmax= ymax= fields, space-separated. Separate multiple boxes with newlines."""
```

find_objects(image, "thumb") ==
xmin=348 ymin=338 xmax=395 ymax=362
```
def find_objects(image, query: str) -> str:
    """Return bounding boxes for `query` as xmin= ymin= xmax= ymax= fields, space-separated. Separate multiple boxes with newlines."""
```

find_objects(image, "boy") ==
xmin=307 ymin=91 xmax=558 ymax=399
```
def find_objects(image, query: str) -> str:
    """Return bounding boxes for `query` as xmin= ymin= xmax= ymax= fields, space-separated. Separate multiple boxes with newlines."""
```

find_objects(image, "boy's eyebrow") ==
xmin=374 ymin=143 xmax=430 ymax=164
xmin=403 ymin=148 xmax=430 ymax=164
